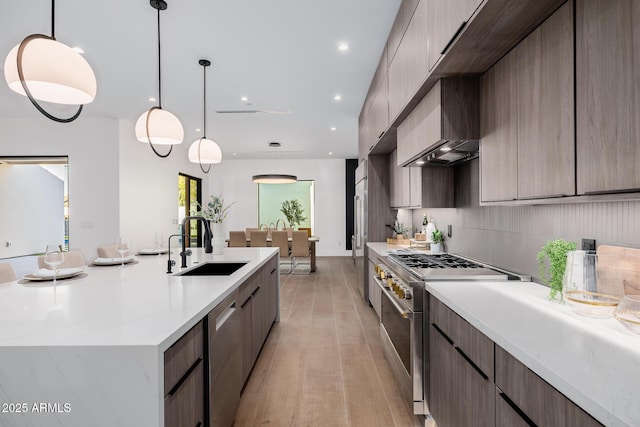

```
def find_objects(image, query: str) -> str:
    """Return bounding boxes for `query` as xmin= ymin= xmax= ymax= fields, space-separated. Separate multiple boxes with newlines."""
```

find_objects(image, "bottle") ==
xmin=425 ymin=218 xmax=436 ymax=243
xmin=422 ymin=214 xmax=428 ymax=235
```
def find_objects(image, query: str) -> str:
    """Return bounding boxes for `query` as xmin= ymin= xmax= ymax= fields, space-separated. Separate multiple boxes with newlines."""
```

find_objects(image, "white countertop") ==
xmin=427 ymin=280 xmax=640 ymax=427
xmin=0 ymin=247 xmax=278 ymax=351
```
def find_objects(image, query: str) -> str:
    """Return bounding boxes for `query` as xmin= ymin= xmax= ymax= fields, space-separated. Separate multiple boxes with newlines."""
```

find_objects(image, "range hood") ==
xmin=408 ymin=138 xmax=479 ymax=167
xmin=397 ymin=77 xmax=479 ymax=168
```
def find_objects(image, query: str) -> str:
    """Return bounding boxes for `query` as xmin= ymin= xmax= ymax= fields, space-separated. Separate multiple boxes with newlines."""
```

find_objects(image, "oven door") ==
xmin=378 ymin=284 xmax=425 ymax=414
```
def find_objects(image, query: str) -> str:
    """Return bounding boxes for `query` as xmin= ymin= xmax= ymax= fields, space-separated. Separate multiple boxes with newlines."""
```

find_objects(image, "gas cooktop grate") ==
xmin=390 ymin=253 xmax=485 ymax=269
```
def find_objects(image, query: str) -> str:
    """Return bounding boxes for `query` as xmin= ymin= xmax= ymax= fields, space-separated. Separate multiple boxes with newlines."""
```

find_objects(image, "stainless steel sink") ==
xmin=176 ymin=262 xmax=248 ymax=276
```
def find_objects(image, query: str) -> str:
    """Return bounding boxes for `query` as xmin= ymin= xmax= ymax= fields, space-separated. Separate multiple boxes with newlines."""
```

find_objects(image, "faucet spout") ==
xmin=181 ymin=216 xmax=212 ymax=268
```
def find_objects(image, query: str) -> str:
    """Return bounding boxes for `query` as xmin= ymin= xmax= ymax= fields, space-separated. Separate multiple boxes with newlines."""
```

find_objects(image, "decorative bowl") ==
xmin=563 ymin=290 xmax=621 ymax=318
xmin=614 ymin=295 xmax=640 ymax=334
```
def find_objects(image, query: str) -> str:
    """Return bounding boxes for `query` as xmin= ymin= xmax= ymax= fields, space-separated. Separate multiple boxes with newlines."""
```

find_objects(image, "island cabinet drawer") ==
xmin=164 ymin=360 xmax=204 ymax=427
xmin=164 ymin=320 xmax=203 ymax=396
xmin=495 ymin=345 xmax=602 ymax=427
xmin=429 ymin=296 xmax=494 ymax=379
xmin=239 ymin=270 xmax=259 ymax=304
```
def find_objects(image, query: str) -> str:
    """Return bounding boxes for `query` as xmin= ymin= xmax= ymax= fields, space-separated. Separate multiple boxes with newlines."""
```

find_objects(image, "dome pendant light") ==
xmin=188 ymin=59 xmax=222 ymax=173
xmin=134 ymin=0 xmax=184 ymax=158
xmin=4 ymin=0 xmax=97 ymax=123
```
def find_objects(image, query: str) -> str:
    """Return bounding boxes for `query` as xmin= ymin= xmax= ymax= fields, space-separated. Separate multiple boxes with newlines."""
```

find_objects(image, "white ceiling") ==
xmin=0 ymin=0 xmax=401 ymax=159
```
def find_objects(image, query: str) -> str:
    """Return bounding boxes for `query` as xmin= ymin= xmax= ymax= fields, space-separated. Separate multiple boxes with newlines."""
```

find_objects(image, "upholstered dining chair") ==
xmin=285 ymin=227 xmax=294 ymax=238
xmin=229 ymin=231 xmax=248 ymax=247
xmin=249 ymin=231 xmax=268 ymax=247
xmin=271 ymin=231 xmax=292 ymax=274
xmin=291 ymin=231 xmax=311 ymax=274
xmin=37 ymin=250 xmax=86 ymax=269
xmin=245 ymin=228 xmax=260 ymax=239
xmin=0 ymin=263 xmax=17 ymax=284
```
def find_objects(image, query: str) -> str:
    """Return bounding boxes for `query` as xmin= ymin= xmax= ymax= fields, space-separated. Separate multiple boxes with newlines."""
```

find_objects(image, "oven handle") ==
xmin=374 ymin=276 xmax=411 ymax=319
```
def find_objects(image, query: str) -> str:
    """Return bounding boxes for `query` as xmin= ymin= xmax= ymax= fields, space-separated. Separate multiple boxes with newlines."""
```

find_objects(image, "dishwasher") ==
xmin=207 ymin=289 xmax=242 ymax=427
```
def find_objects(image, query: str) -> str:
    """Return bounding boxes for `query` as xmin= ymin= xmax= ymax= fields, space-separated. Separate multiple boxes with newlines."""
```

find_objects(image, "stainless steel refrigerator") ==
xmin=354 ymin=161 xmax=368 ymax=301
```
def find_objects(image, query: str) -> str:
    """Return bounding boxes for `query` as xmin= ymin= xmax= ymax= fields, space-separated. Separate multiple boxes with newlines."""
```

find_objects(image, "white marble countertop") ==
xmin=426 ymin=279 xmax=640 ymax=427
xmin=0 ymin=247 xmax=278 ymax=352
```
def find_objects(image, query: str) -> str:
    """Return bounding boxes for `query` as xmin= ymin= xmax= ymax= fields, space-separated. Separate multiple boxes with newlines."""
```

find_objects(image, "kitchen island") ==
xmin=0 ymin=247 xmax=279 ymax=427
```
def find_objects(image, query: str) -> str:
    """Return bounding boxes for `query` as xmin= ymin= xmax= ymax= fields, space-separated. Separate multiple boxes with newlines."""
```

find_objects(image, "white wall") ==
xmin=118 ymin=120 xmax=210 ymax=251
xmin=0 ymin=164 xmax=63 ymax=257
xmin=0 ymin=118 xmax=120 ymax=261
xmin=209 ymin=159 xmax=349 ymax=256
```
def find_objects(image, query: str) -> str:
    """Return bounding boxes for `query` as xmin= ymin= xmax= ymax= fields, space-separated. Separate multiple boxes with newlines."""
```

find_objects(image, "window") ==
xmin=178 ymin=173 xmax=202 ymax=247
xmin=257 ymin=180 xmax=314 ymax=232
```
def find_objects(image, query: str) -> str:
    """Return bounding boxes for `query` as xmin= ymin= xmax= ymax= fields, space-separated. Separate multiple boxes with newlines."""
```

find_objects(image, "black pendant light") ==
xmin=134 ymin=0 xmax=184 ymax=158
xmin=4 ymin=0 xmax=97 ymax=123
xmin=188 ymin=59 xmax=222 ymax=173
xmin=252 ymin=142 xmax=298 ymax=184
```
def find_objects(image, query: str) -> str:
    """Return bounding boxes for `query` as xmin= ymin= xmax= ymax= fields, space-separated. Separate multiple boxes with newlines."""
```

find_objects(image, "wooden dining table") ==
xmin=227 ymin=236 xmax=320 ymax=272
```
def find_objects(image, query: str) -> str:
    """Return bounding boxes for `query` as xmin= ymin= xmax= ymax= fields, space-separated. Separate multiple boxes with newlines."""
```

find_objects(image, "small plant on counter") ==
xmin=191 ymin=194 xmax=235 ymax=223
xmin=280 ymin=199 xmax=307 ymax=228
xmin=537 ymin=239 xmax=577 ymax=301
xmin=431 ymin=229 xmax=444 ymax=244
xmin=386 ymin=217 xmax=409 ymax=238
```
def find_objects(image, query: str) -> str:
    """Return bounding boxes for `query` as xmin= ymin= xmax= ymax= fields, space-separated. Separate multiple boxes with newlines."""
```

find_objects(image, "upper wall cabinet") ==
xmin=387 ymin=0 xmax=420 ymax=65
xmin=388 ymin=0 xmax=429 ymax=121
xmin=516 ymin=0 xmax=574 ymax=199
xmin=358 ymin=48 xmax=389 ymax=162
xmin=397 ymin=77 xmax=479 ymax=167
xmin=480 ymin=1 xmax=574 ymax=202
xmin=576 ymin=0 xmax=640 ymax=194
xmin=427 ymin=0 xmax=483 ymax=70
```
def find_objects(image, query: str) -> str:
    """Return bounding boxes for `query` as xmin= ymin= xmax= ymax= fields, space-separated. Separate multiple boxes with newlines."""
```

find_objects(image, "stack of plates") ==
xmin=137 ymin=248 xmax=168 ymax=255
xmin=23 ymin=267 xmax=84 ymax=281
xmin=92 ymin=256 xmax=136 ymax=266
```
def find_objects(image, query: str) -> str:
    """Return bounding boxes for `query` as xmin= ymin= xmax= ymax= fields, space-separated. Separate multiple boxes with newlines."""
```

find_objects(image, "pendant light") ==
xmin=134 ymin=0 xmax=184 ymax=158
xmin=4 ymin=0 xmax=97 ymax=123
xmin=252 ymin=142 xmax=297 ymax=184
xmin=188 ymin=59 xmax=222 ymax=173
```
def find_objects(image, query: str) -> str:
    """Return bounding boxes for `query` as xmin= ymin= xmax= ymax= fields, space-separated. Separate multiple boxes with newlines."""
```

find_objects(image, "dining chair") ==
xmin=37 ymin=250 xmax=86 ymax=269
xmin=291 ymin=231 xmax=311 ymax=274
xmin=97 ymin=244 xmax=120 ymax=258
xmin=285 ymin=227 xmax=294 ymax=238
xmin=271 ymin=231 xmax=292 ymax=274
xmin=245 ymin=228 xmax=260 ymax=239
xmin=249 ymin=231 xmax=268 ymax=247
xmin=229 ymin=231 xmax=248 ymax=247
xmin=0 ymin=263 xmax=17 ymax=284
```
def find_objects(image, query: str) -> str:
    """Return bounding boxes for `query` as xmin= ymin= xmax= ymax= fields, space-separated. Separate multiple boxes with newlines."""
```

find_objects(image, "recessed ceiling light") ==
xmin=416 ymin=160 xmax=426 ymax=165
xmin=195 ymin=128 xmax=201 ymax=132
xmin=148 ymin=97 xmax=156 ymax=102
xmin=240 ymin=96 xmax=248 ymax=102
xmin=440 ymin=146 xmax=452 ymax=152
xmin=72 ymin=46 xmax=85 ymax=54
xmin=338 ymin=42 xmax=349 ymax=52
xmin=331 ymin=127 xmax=336 ymax=131
xmin=329 ymin=152 xmax=333 ymax=155
xmin=334 ymin=94 xmax=342 ymax=101
xmin=232 ymin=153 xmax=237 ymax=156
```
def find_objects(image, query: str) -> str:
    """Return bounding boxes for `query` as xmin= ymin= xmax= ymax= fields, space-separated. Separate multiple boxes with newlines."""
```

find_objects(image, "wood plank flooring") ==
xmin=235 ymin=257 xmax=424 ymax=427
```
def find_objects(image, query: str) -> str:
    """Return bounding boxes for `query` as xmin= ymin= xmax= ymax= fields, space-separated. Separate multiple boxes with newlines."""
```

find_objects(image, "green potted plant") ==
xmin=431 ymin=229 xmax=444 ymax=253
xmin=537 ymin=239 xmax=577 ymax=300
xmin=280 ymin=199 xmax=307 ymax=229
xmin=386 ymin=217 xmax=409 ymax=239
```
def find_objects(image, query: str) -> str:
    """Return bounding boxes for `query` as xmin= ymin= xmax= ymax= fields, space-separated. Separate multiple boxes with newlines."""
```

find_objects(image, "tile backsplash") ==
xmin=412 ymin=159 xmax=640 ymax=281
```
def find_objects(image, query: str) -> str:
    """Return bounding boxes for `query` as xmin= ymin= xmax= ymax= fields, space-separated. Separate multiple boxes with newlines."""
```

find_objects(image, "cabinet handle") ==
xmin=196 ymin=422 xmax=203 ymax=427
xmin=241 ymin=296 xmax=252 ymax=308
xmin=251 ymin=286 xmax=261 ymax=297
xmin=440 ymin=21 xmax=467 ymax=54
xmin=215 ymin=301 xmax=237 ymax=331
xmin=270 ymin=268 xmax=276 ymax=275
xmin=378 ymin=131 xmax=384 ymax=139
xmin=166 ymin=357 xmax=202 ymax=397
xmin=498 ymin=390 xmax=536 ymax=426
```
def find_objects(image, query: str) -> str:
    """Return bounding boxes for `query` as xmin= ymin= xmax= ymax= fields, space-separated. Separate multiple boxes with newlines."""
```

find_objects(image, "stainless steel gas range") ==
xmin=372 ymin=251 xmax=529 ymax=418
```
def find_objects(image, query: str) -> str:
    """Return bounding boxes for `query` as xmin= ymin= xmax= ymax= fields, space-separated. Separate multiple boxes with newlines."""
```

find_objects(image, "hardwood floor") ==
xmin=235 ymin=257 xmax=424 ymax=427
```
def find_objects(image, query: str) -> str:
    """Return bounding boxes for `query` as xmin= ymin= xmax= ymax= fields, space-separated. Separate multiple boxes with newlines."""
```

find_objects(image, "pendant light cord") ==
xmin=51 ymin=0 xmax=56 ymax=39
xmin=203 ymin=64 xmax=207 ymax=137
xmin=157 ymin=7 xmax=162 ymax=108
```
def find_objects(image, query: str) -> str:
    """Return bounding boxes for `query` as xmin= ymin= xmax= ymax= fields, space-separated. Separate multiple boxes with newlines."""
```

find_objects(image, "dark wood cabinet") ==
xmin=495 ymin=388 xmax=531 ymax=427
xmin=495 ymin=345 xmax=602 ymax=427
xmin=429 ymin=311 xmax=495 ymax=427
xmin=164 ymin=321 xmax=205 ymax=427
xmin=480 ymin=1 xmax=574 ymax=202
xmin=576 ymin=0 xmax=640 ymax=194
